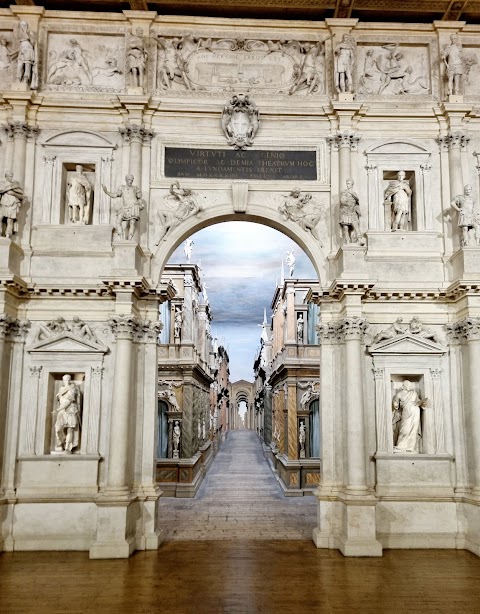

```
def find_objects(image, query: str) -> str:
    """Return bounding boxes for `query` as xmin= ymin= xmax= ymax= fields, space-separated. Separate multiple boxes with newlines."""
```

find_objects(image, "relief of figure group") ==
xmin=1 ymin=20 xmax=480 ymax=99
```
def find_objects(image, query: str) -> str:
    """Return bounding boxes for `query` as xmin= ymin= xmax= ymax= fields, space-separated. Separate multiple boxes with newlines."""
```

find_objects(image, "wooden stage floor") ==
xmin=1 ymin=541 xmax=480 ymax=613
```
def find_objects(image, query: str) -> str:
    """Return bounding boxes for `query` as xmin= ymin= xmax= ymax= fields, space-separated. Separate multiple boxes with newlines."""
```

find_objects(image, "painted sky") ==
xmin=167 ymin=221 xmax=317 ymax=382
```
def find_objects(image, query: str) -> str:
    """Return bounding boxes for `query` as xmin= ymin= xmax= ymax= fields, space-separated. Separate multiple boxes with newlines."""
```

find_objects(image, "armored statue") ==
xmin=451 ymin=184 xmax=477 ymax=247
xmin=67 ymin=165 xmax=92 ymax=224
xmin=384 ymin=171 xmax=412 ymax=231
xmin=339 ymin=179 xmax=364 ymax=244
xmin=334 ymin=34 xmax=355 ymax=94
xmin=442 ymin=33 xmax=463 ymax=96
xmin=102 ymin=174 xmax=145 ymax=241
xmin=14 ymin=20 xmax=38 ymax=89
xmin=53 ymin=375 xmax=82 ymax=454
xmin=0 ymin=171 xmax=25 ymax=238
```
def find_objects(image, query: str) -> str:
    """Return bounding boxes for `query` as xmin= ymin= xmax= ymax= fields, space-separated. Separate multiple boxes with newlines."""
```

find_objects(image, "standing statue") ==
xmin=202 ymin=418 xmax=206 ymax=441
xmin=67 ymin=165 xmax=92 ymax=224
xmin=384 ymin=170 xmax=412 ymax=231
xmin=285 ymin=249 xmax=296 ymax=277
xmin=0 ymin=171 xmax=25 ymax=238
xmin=451 ymin=184 xmax=477 ymax=246
xmin=53 ymin=375 xmax=81 ymax=454
xmin=102 ymin=174 xmax=145 ymax=241
xmin=127 ymin=28 xmax=147 ymax=89
xmin=14 ymin=20 xmax=38 ymax=89
xmin=174 ymin=306 xmax=183 ymax=342
xmin=442 ymin=33 xmax=463 ymax=96
xmin=299 ymin=422 xmax=306 ymax=458
xmin=184 ymin=238 xmax=194 ymax=262
xmin=392 ymin=380 xmax=429 ymax=453
xmin=296 ymin=314 xmax=305 ymax=344
xmin=339 ymin=179 xmax=364 ymax=244
xmin=334 ymin=34 xmax=355 ymax=94
xmin=172 ymin=420 xmax=181 ymax=458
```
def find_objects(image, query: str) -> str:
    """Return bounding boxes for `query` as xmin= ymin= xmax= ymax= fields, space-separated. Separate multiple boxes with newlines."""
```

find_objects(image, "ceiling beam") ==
xmin=15 ymin=0 xmax=36 ymax=5
xmin=443 ymin=0 xmax=468 ymax=20
xmin=129 ymin=0 xmax=149 ymax=9
xmin=334 ymin=0 xmax=355 ymax=19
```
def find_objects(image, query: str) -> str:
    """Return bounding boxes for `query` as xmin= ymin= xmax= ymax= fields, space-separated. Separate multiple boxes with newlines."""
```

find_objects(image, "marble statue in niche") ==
xmin=357 ymin=44 xmax=428 ymax=96
xmin=103 ymin=174 xmax=145 ymax=241
xmin=172 ymin=420 xmax=181 ymax=458
xmin=127 ymin=28 xmax=147 ymax=90
xmin=299 ymin=421 xmax=306 ymax=458
xmin=66 ymin=165 xmax=92 ymax=225
xmin=221 ymin=94 xmax=260 ymax=150
xmin=202 ymin=418 xmax=206 ymax=441
xmin=334 ymin=34 xmax=355 ymax=94
xmin=155 ymin=182 xmax=203 ymax=244
xmin=52 ymin=374 xmax=82 ymax=454
xmin=0 ymin=170 xmax=26 ymax=238
xmin=451 ymin=184 xmax=478 ymax=246
xmin=0 ymin=35 xmax=12 ymax=88
xmin=296 ymin=314 xmax=305 ymax=344
xmin=277 ymin=189 xmax=325 ymax=245
xmin=289 ymin=41 xmax=323 ymax=95
xmin=442 ymin=33 xmax=463 ymax=96
xmin=13 ymin=20 xmax=37 ymax=89
xmin=286 ymin=249 xmax=296 ymax=277
xmin=339 ymin=179 xmax=364 ymax=244
xmin=392 ymin=379 xmax=429 ymax=453
xmin=384 ymin=171 xmax=412 ymax=231
xmin=174 ymin=306 xmax=183 ymax=342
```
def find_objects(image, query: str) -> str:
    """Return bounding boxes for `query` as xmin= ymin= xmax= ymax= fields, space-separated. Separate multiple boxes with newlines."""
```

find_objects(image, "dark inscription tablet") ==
xmin=164 ymin=147 xmax=317 ymax=181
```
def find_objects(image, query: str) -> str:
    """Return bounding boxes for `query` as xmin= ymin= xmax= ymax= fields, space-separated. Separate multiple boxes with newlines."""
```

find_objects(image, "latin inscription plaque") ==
xmin=164 ymin=147 xmax=317 ymax=181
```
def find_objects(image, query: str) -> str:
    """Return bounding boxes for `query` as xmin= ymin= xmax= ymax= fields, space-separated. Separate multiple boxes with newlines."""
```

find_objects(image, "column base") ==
xmin=313 ymin=491 xmax=383 ymax=557
xmin=89 ymin=500 xmax=136 ymax=559
xmin=0 ymin=237 xmax=23 ymax=276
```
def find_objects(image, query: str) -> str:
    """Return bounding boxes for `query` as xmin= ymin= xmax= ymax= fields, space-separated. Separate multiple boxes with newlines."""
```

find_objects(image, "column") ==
xmin=287 ymin=381 xmax=298 ymax=459
xmin=333 ymin=131 xmax=360 ymax=194
xmin=285 ymin=285 xmax=296 ymax=344
xmin=365 ymin=163 xmax=379 ymax=230
xmin=106 ymin=315 xmax=140 ymax=495
xmin=430 ymin=368 xmax=446 ymax=454
xmin=9 ymin=122 xmax=38 ymax=187
xmin=182 ymin=274 xmax=194 ymax=343
xmin=85 ymin=366 xmax=104 ymax=454
xmin=42 ymin=155 xmax=56 ymax=223
xmin=461 ymin=317 xmax=480 ymax=495
xmin=373 ymin=367 xmax=391 ymax=453
xmin=99 ymin=156 xmax=114 ymax=224
xmin=420 ymin=163 xmax=432 ymax=230
xmin=0 ymin=315 xmax=12 ymax=409
xmin=341 ymin=316 xmax=369 ymax=494
xmin=443 ymin=131 xmax=469 ymax=200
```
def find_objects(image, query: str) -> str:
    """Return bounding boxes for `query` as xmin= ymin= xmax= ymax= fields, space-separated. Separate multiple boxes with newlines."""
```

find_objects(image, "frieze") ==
xmin=151 ymin=33 xmax=327 ymax=96
xmin=0 ymin=30 xmax=14 ymax=91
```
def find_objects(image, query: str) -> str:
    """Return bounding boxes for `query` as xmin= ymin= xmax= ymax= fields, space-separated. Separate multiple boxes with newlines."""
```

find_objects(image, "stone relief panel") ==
xmin=0 ymin=31 xmax=14 ymax=90
xmin=461 ymin=46 xmax=480 ymax=98
xmin=39 ymin=27 xmax=126 ymax=93
xmin=152 ymin=33 xmax=326 ymax=97
xmin=356 ymin=39 xmax=437 ymax=99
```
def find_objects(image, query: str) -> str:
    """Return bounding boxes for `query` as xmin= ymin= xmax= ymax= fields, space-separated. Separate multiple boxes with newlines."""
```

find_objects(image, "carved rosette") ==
xmin=108 ymin=315 xmax=142 ymax=340
xmin=339 ymin=316 xmax=368 ymax=341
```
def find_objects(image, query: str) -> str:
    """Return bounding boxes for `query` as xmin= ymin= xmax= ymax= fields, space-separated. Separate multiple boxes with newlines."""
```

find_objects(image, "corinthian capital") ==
xmin=108 ymin=315 xmax=141 ymax=339
xmin=316 ymin=321 xmax=341 ymax=345
xmin=136 ymin=320 xmax=163 ymax=342
xmin=339 ymin=316 xmax=368 ymax=341
xmin=460 ymin=317 xmax=480 ymax=341
xmin=328 ymin=130 xmax=361 ymax=151
xmin=119 ymin=124 xmax=154 ymax=144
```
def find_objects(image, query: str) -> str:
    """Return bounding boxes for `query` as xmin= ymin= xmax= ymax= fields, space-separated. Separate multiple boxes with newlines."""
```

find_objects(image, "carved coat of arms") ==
xmin=221 ymin=94 xmax=259 ymax=149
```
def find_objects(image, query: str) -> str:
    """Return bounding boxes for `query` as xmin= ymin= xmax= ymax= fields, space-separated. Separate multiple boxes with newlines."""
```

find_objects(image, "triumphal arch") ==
xmin=1 ymin=5 xmax=480 ymax=559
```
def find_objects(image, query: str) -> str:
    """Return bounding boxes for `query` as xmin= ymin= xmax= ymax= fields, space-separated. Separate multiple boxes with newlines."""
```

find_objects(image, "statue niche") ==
xmin=63 ymin=163 xmax=95 ymax=225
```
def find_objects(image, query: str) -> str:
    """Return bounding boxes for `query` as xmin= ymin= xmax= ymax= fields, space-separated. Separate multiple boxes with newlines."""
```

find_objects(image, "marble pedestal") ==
xmin=0 ymin=237 xmax=23 ymax=276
